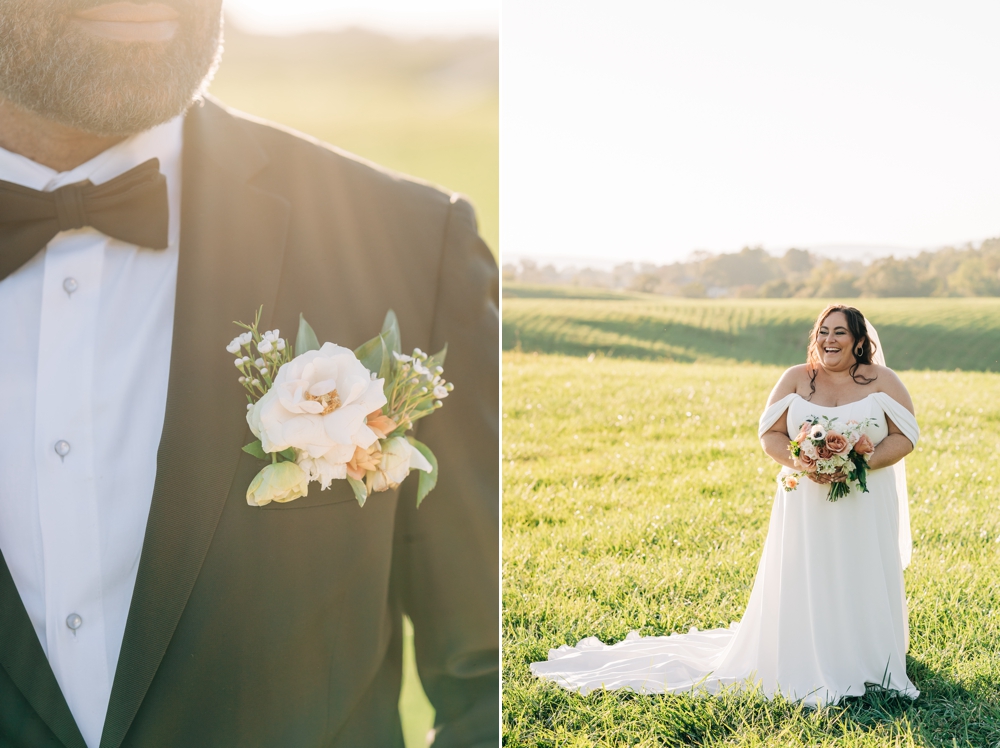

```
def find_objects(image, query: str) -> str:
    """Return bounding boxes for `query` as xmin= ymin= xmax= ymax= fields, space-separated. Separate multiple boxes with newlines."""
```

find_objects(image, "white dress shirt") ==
xmin=0 ymin=116 xmax=183 ymax=748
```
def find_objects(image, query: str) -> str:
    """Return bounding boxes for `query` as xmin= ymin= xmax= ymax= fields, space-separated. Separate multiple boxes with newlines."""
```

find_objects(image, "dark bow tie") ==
xmin=0 ymin=157 xmax=168 ymax=283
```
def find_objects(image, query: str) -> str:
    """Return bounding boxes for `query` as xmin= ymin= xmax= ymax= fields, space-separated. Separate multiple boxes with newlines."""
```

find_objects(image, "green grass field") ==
xmin=502 ymin=286 xmax=1000 ymax=371
xmin=208 ymin=27 xmax=500 ymax=746
xmin=503 ymin=352 xmax=1000 ymax=746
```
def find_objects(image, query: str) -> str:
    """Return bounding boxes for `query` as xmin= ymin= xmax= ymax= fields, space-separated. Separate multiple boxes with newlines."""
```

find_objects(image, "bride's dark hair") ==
xmin=805 ymin=304 xmax=877 ymax=400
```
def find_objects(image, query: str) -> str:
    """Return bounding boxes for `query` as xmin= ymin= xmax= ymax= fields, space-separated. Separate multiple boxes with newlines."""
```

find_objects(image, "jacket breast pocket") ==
xmin=260 ymin=478 xmax=359 ymax=510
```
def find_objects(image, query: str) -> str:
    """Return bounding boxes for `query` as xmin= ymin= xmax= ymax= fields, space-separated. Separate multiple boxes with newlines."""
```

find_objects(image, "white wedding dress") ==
xmin=530 ymin=390 xmax=920 ymax=707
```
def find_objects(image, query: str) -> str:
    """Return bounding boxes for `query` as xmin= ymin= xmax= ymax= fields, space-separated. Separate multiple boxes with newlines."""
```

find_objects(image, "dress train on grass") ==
xmin=530 ymin=392 xmax=919 ymax=707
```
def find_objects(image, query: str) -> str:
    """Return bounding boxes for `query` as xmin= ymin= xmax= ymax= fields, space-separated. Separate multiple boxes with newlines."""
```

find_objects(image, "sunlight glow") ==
xmin=223 ymin=0 xmax=498 ymax=37
xmin=504 ymin=0 xmax=1000 ymax=265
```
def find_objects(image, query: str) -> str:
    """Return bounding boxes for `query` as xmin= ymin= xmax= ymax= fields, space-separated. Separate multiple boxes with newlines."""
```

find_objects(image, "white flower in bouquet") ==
xmin=247 ymin=343 xmax=387 ymax=487
xmin=843 ymin=419 xmax=861 ymax=447
xmin=808 ymin=423 xmax=827 ymax=441
xmin=816 ymin=453 xmax=849 ymax=474
xmin=799 ymin=439 xmax=819 ymax=460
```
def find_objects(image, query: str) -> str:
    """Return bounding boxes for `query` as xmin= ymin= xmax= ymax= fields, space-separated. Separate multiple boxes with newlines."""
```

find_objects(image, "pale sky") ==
xmin=503 ymin=1 xmax=1000 ymax=265
xmin=223 ymin=0 xmax=498 ymax=36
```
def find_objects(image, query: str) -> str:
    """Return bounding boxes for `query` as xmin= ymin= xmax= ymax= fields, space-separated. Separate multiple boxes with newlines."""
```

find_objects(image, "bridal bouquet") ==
xmin=226 ymin=308 xmax=451 ymax=507
xmin=783 ymin=416 xmax=876 ymax=501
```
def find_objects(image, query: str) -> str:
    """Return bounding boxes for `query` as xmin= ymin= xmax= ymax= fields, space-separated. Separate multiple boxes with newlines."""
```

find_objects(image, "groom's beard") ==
xmin=0 ymin=0 xmax=224 ymax=137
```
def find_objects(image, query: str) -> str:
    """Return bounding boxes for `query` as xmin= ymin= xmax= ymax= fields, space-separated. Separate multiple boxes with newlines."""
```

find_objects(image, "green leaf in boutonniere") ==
xmin=347 ymin=477 xmax=368 ymax=507
xmin=355 ymin=309 xmax=404 ymax=381
xmin=242 ymin=440 xmax=267 ymax=460
xmin=377 ymin=337 xmax=392 ymax=380
xmin=355 ymin=332 xmax=391 ymax=380
xmin=296 ymin=314 xmax=320 ymax=355
xmin=242 ymin=441 xmax=296 ymax=464
xmin=380 ymin=309 xmax=401 ymax=356
xmin=407 ymin=437 xmax=438 ymax=507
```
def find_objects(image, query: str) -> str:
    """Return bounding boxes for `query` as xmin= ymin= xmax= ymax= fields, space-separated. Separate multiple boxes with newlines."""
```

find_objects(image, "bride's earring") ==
xmin=856 ymin=346 xmax=863 ymax=356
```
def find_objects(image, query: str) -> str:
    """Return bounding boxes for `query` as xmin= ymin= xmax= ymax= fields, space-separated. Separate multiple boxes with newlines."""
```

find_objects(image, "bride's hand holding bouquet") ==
xmin=783 ymin=416 xmax=877 ymax=501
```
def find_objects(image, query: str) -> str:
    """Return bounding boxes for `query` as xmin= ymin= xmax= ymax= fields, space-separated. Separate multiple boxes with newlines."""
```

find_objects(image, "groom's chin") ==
xmin=0 ymin=0 xmax=224 ymax=137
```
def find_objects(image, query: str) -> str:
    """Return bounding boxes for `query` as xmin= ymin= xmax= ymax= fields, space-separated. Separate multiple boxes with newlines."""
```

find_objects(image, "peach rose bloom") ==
xmin=346 ymin=443 xmax=382 ymax=480
xmin=796 ymin=453 xmax=818 ymax=472
xmin=366 ymin=409 xmax=398 ymax=439
xmin=825 ymin=431 xmax=849 ymax=455
xmin=785 ymin=475 xmax=799 ymax=489
xmin=854 ymin=434 xmax=875 ymax=456
xmin=816 ymin=445 xmax=833 ymax=460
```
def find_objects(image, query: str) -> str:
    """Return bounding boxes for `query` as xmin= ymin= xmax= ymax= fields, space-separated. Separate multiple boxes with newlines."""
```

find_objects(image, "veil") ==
xmin=866 ymin=320 xmax=913 ymax=569
xmin=865 ymin=319 xmax=885 ymax=368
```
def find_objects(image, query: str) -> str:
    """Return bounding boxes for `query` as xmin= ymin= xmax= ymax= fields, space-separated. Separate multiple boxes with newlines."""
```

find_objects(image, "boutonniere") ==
xmin=225 ymin=309 xmax=451 ymax=508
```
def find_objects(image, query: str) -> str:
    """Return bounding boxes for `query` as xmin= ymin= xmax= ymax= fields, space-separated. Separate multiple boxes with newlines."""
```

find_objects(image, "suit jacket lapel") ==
xmin=100 ymin=99 xmax=290 ymax=748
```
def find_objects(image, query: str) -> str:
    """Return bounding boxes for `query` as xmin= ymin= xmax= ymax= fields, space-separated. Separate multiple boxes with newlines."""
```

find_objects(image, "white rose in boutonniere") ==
xmin=228 ymin=308 xmax=452 ymax=508
xmin=247 ymin=343 xmax=387 ymax=488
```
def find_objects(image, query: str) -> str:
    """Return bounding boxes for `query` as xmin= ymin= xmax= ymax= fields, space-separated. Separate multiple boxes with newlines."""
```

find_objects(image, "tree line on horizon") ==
xmin=503 ymin=238 xmax=1000 ymax=298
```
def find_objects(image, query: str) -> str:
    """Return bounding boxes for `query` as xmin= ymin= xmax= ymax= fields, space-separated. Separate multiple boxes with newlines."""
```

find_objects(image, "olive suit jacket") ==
xmin=0 ymin=97 xmax=499 ymax=748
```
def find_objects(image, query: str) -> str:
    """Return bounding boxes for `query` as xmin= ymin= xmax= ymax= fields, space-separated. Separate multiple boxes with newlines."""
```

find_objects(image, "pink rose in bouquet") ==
xmin=796 ymin=452 xmax=818 ymax=473
xmin=824 ymin=431 xmax=850 ymax=455
xmin=854 ymin=434 xmax=874 ymax=457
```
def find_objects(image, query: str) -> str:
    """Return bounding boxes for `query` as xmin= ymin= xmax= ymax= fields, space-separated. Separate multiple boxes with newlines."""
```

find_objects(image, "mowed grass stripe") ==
xmin=503 ymin=353 xmax=1000 ymax=747
xmin=502 ymin=290 xmax=1000 ymax=371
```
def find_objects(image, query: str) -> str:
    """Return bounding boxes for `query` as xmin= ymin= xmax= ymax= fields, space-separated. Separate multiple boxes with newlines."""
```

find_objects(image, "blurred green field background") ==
xmin=210 ymin=25 xmax=499 ymax=255
xmin=502 ymin=284 xmax=1000 ymax=371
xmin=503 ymin=353 xmax=1000 ymax=746
xmin=208 ymin=24 xmax=497 ymax=747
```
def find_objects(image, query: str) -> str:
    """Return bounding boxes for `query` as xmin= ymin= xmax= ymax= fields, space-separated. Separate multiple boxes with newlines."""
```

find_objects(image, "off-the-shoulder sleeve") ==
xmin=758 ymin=393 xmax=798 ymax=438
xmin=870 ymin=392 xmax=919 ymax=447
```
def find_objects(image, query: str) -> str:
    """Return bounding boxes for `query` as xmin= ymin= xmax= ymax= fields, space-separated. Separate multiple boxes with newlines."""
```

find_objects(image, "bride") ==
xmin=530 ymin=304 xmax=920 ymax=706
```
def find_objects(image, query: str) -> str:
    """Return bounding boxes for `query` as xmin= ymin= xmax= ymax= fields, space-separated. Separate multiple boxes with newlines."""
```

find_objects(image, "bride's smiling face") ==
xmin=816 ymin=311 xmax=856 ymax=372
